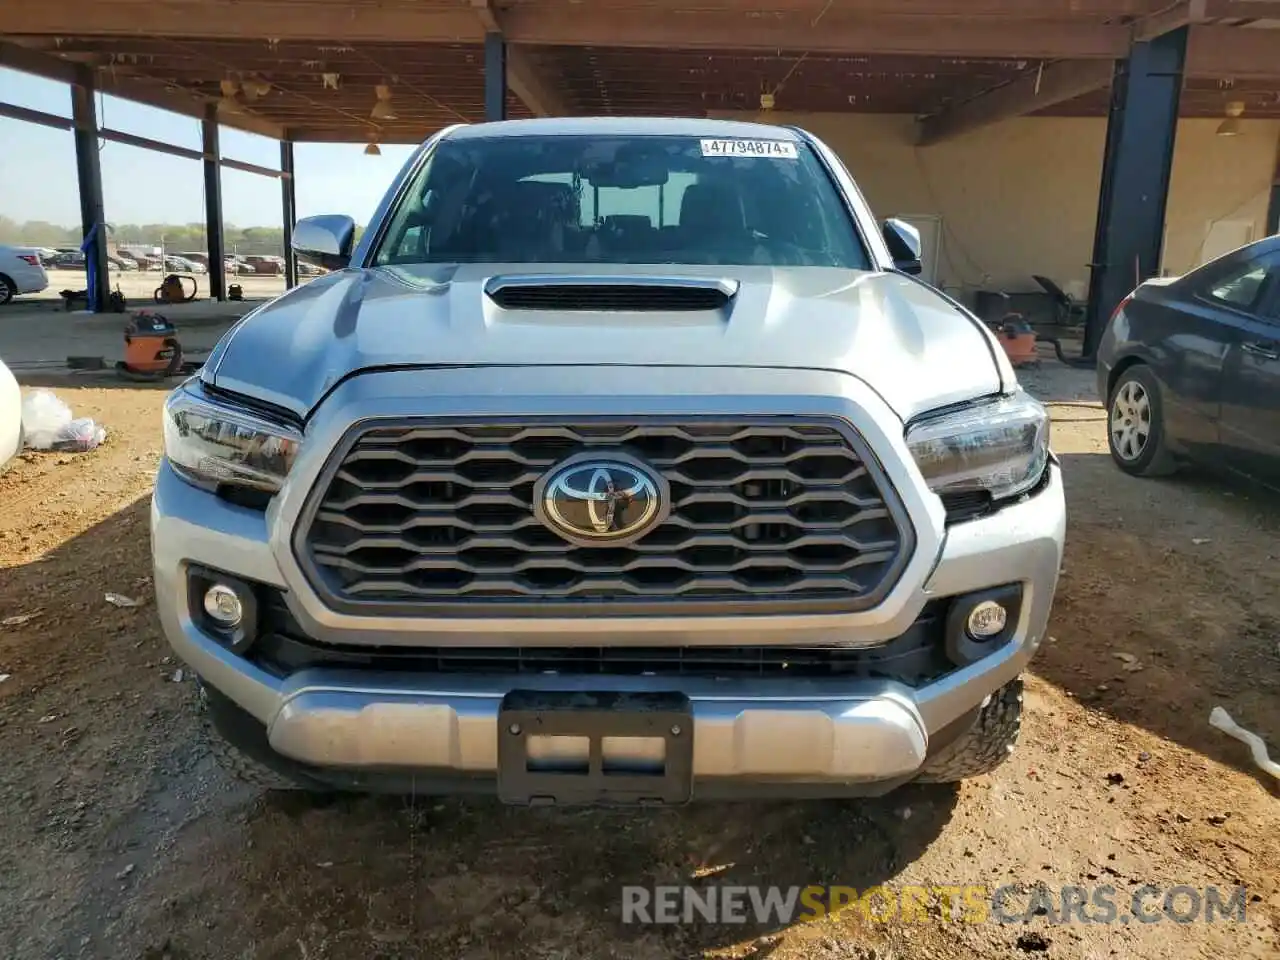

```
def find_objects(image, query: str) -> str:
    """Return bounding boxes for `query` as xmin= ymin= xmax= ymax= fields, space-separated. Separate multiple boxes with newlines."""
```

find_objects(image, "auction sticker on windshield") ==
xmin=700 ymin=139 xmax=798 ymax=160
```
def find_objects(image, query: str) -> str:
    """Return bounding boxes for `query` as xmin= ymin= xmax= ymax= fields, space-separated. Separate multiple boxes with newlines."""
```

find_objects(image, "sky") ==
xmin=0 ymin=67 xmax=418 ymax=228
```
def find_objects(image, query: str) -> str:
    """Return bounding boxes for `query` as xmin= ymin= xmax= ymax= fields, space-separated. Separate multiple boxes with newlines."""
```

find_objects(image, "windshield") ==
xmin=371 ymin=134 xmax=869 ymax=269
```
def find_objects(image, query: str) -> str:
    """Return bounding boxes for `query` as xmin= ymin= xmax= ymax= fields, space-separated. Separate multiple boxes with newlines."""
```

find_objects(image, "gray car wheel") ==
xmin=1107 ymin=365 xmax=1177 ymax=477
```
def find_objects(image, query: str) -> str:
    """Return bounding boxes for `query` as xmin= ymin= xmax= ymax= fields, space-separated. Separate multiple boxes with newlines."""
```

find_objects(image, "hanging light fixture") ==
xmin=370 ymin=83 xmax=398 ymax=121
xmin=364 ymin=141 xmax=382 ymax=156
xmin=242 ymin=78 xmax=272 ymax=100
xmin=218 ymin=79 xmax=243 ymax=114
xmin=1217 ymin=100 xmax=1246 ymax=137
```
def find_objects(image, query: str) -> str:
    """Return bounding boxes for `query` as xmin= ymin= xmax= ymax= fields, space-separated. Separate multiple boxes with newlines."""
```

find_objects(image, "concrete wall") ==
xmin=712 ymin=111 xmax=1279 ymax=301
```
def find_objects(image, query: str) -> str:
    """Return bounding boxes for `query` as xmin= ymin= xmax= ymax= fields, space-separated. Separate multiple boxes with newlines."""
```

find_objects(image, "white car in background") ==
xmin=0 ymin=245 xmax=50 ymax=305
xmin=0 ymin=355 xmax=21 ymax=471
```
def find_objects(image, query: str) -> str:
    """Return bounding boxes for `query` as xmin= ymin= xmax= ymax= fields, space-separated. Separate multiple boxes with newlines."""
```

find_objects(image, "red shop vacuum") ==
xmin=117 ymin=311 xmax=186 ymax=381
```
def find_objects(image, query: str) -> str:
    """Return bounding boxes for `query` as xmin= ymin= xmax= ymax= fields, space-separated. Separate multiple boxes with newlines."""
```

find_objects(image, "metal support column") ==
xmin=71 ymin=68 xmax=110 ymax=313
xmin=202 ymin=106 xmax=226 ymax=301
xmin=280 ymin=140 xmax=298 ymax=288
xmin=1082 ymin=27 xmax=1187 ymax=356
xmin=484 ymin=32 xmax=507 ymax=122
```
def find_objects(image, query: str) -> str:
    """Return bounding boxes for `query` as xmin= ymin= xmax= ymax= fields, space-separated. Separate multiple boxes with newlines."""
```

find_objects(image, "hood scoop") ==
xmin=485 ymin=274 xmax=739 ymax=312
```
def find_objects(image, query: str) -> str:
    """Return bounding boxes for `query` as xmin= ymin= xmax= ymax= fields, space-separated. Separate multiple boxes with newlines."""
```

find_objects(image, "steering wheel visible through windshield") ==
xmin=371 ymin=134 xmax=870 ymax=270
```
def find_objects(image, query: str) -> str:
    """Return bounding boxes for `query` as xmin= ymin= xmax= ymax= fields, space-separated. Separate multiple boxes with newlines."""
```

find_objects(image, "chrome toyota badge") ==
xmin=534 ymin=452 xmax=669 ymax=546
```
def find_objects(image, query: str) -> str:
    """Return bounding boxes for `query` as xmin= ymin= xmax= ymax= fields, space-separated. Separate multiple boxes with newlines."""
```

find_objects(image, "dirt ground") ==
xmin=0 ymin=376 xmax=1277 ymax=960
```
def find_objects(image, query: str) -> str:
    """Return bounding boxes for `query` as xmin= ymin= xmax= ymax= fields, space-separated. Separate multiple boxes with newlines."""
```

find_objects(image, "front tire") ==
xmin=0 ymin=274 xmax=16 ymax=305
xmin=916 ymin=679 xmax=1023 ymax=783
xmin=1107 ymin=364 xmax=1177 ymax=477
xmin=198 ymin=681 xmax=315 ymax=792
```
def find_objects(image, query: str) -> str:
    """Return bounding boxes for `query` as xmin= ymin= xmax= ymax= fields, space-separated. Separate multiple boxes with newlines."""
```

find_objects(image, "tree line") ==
xmin=0 ymin=216 xmax=290 ymax=256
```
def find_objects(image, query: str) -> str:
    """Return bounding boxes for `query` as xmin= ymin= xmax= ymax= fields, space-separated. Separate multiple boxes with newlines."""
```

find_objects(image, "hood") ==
xmin=208 ymin=263 xmax=1004 ymax=421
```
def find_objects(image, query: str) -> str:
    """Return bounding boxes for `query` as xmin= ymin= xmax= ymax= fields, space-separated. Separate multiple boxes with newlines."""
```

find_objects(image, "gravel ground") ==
xmin=0 ymin=375 xmax=1276 ymax=959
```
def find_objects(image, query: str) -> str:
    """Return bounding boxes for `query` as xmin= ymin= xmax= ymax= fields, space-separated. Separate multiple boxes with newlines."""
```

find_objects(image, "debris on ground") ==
xmin=104 ymin=593 xmax=142 ymax=608
xmin=20 ymin=390 xmax=107 ymax=452
xmin=1 ymin=612 xmax=39 ymax=627
xmin=0 ymin=674 xmax=10 ymax=684
xmin=1016 ymin=931 xmax=1052 ymax=952
xmin=1209 ymin=706 xmax=1280 ymax=780
xmin=1191 ymin=538 xmax=1212 ymax=546
xmin=1106 ymin=772 xmax=1125 ymax=786
xmin=170 ymin=669 xmax=185 ymax=683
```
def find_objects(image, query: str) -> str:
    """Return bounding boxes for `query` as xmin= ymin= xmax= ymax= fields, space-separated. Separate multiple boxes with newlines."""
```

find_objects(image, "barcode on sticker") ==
xmin=700 ymin=139 xmax=799 ymax=160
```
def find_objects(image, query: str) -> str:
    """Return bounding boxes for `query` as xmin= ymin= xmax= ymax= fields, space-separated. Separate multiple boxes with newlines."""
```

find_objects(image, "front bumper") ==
xmin=153 ymin=366 xmax=1065 ymax=793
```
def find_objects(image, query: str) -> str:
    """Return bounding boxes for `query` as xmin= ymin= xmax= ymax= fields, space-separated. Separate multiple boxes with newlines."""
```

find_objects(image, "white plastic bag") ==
xmin=20 ymin=391 xmax=72 ymax=451
xmin=21 ymin=391 xmax=107 ymax=452
xmin=59 ymin=417 xmax=107 ymax=452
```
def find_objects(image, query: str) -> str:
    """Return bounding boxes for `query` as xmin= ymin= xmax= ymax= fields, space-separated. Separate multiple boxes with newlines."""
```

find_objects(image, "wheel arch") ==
xmin=1106 ymin=351 xmax=1156 ymax=403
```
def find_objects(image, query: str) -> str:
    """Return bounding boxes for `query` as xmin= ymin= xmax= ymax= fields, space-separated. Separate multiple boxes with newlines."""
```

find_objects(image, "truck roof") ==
xmin=443 ymin=116 xmax=805 ymax=142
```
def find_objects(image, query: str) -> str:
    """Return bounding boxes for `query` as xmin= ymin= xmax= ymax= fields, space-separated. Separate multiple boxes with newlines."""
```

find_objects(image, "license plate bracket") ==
xmin=497 ymin=690 xmax=693 ymax=806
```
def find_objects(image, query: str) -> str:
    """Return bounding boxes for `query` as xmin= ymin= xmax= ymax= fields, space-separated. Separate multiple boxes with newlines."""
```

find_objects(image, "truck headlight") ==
xmin=906 ymin=392 xmax=1050 ymax=502
xmin=163 ymin=382 xmax=301 ymax=493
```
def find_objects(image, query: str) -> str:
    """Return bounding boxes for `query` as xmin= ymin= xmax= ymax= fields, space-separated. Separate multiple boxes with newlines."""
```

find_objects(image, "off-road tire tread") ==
xmin=206 ymin=726 xmax=306 ymax=790
xmin=916 ymin=678 xmax=1023 ymax=783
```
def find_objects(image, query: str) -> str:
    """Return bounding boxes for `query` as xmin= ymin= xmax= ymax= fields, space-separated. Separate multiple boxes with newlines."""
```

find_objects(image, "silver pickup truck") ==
xmin=153 ymin=117 xmax=1064 ymax=804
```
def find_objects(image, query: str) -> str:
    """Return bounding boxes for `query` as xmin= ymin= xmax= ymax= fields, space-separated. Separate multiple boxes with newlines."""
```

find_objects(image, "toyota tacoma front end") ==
xmin=152 ymin=118 xmax=1064 ymax=803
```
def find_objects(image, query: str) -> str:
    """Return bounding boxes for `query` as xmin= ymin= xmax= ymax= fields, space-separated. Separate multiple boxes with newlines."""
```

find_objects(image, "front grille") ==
xmin=298 ymin=418 xmax=911 ymax=616
xmin=253 ymin=592 xmax=949 ymax=684
xmin=488 ymin=283 xmax=730 ymax=312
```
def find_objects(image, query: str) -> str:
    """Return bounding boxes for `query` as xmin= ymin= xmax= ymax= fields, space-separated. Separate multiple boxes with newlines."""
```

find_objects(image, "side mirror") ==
xmin=292 ymin=214 xmax=356 ymax=271
xmin=882 ymin=218 xmax=923 ymax=276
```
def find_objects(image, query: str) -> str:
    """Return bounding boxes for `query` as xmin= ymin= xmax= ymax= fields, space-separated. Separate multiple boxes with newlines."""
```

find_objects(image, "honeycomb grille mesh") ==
xmin=300 ymin=420 xmax=907 ymax=611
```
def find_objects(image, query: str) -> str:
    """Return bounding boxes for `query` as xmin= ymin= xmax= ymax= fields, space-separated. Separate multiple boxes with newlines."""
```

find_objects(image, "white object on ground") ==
xmin=0 ymin=674 xmax=10 ymax=684
xmin=21 ymin=391 xmax=107 ymax=452
xmin=105 ymin=593 xmax=142 ymax=608
xmin=1209 ymin=707 xmax=1280 ymax=780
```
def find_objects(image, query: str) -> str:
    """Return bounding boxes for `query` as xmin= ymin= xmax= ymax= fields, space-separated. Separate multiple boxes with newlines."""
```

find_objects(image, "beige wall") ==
xmin=712 ymin=111 xmax=1279 ymax=300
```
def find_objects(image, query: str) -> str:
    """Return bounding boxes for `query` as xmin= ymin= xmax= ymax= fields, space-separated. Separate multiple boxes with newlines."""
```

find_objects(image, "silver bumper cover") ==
xmin=269 ymin=677 xmax=929 ymax=780
xmin=152 ymin=366 xmax=1065 ymax=786
xmin=154 ymin=465 xmax=1063 ymax=785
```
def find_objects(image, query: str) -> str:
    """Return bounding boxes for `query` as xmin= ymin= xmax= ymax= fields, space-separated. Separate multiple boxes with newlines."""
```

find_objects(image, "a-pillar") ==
xmin=1083 ymin=27 xmax=1188 ymax=357
xmin=202 ymin=105 xmax=227 ymax=301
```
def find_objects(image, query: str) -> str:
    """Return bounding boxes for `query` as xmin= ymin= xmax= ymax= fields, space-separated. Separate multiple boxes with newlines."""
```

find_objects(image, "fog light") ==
xmin=966 ymin=600 xmax=1008 ymax=640
xmin=203 ymin=584 xmax=244 ymax=628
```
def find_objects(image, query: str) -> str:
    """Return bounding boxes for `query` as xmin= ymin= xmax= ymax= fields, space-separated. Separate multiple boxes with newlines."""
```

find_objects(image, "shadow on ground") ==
xmin=1035 ymin=451 xmax=1280 ymax=793
xmin=0 ymin=498 xmax=960 ymax=959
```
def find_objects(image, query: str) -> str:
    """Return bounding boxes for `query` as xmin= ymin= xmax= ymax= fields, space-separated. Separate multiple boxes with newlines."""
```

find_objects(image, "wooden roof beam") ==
xmin=1136 ymin=0 xmax=1280 ymax=41
xmin=497 ymin=9 xmax=1132 ymax=58
xmin=0 ymin=2 xmax=483 ymax=43
xmin=4 ymin=2 xmax=1129 ymax=58
xmin=916 ymin=59 xmax=1116 ymax=145
xmin=0 ymin=39 xmax=284 ymax=138
xmin=1186 ymin=24 xmax=1280 ymax=78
